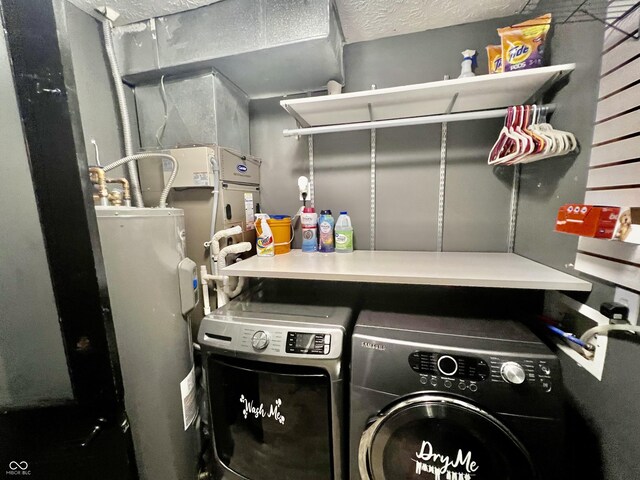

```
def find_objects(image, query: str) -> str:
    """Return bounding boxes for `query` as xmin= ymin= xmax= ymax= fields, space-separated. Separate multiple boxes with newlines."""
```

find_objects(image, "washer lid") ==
xmin=359 ymin=394 xmax=536 ymax=480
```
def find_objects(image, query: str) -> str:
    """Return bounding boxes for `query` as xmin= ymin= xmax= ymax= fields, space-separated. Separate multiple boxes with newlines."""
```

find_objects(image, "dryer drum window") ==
xmin=359 ymin=394 xmax=537 ymax=480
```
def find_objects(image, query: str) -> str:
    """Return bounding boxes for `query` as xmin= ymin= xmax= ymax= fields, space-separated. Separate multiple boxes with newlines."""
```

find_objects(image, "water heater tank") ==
xmin=96 ymin=207 xmax=199 ymax=480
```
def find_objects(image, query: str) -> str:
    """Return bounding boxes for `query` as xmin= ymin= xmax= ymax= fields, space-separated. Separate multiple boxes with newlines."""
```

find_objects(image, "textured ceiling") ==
xmin=72 ymin=0 xmax=532 ymax=41
xmin=335 ymin=0 xmax=531 ymax=43
xmin=70 ymin=0 xmax=221 ymax=24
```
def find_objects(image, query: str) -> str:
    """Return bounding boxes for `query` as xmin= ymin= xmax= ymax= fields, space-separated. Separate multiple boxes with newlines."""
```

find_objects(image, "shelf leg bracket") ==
xmin=308 ymin=135 xmax=315 ymax=208
xmin=507 ymin=164 xmax=521 ymax=253
xmin=370 ymin=128 xmax=376 ymax=251
xmin=445 ymin=92 xmax=459 ymax=115
xmin=579 ymin=8 xmax=640 ymax=40
xmin=369 ymin=85 xmax=377 ymax=250
xmin=437 ymin=79 xmax=453 ymax=252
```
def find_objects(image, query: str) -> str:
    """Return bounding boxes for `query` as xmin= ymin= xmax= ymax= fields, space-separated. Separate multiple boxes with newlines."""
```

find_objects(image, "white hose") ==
xmin=102 ymin=20 xmax=144 ymax=207
xmin=218 ymin=242 xmax=252 ymax=270
xmin=208 ymin=225 xmax=243 ymax=262
xmin=218 ymin=242 xmax=252 ymax=299
xmin=580 ymin=324 xmax=640 ymax=344
xmin=102 ymin=153 xmax=178 ymax=208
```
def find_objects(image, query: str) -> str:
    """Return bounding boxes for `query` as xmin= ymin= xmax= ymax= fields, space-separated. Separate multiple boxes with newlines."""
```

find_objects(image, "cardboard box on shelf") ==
xmin=555 ymin=204 xmax=640 ymax=244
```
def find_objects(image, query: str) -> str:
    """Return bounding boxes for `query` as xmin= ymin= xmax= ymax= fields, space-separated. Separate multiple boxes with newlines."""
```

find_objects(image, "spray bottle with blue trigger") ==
xmin=459 ymin=49 xmax=477 ymax=78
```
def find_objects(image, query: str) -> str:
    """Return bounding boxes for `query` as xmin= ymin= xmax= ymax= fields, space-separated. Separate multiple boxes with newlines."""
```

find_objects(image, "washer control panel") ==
xmin=409 ymin=351 xmax=556 ymax=394
xmin=230 ymin=325 xmax=341 ymax=358
xmin=200 ymin=311 xmax=347 ymax=360
xmin=408 ymin=351 xmax=490 ymax=381
xmin=286 ymin=331 xmax=332 ymax=355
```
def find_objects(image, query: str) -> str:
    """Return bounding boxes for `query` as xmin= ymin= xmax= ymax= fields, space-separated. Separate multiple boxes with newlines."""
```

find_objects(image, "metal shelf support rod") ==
xmin=283 ymin=104 xmax=556 ymax=137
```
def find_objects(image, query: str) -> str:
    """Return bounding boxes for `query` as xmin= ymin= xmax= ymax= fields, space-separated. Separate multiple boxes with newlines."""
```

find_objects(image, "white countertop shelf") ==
xmin=281 ymin=64 xmax=576 ymax=128
xmin=222 ymin=250 xmax=592 ymax=291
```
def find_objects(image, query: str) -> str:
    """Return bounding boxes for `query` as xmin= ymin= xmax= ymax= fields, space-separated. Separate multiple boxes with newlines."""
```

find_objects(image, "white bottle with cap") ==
xmin=335 ymin=211 xmax=353 ymax=253
xmin=301 ymin=207 xmax=318 ymax=252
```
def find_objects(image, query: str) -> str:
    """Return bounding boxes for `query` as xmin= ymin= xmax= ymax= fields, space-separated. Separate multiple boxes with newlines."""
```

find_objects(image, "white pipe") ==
xmin=200 ymin=266 xmax=212 ymax=316
xmin=580 ymin=324 xmax=640 ymax=344
xmin=201 ymin=270 xmax=229 ymax=307
xmin=283 ymin=104 xmax=557 ymax=137
xmin=216 ymin=283 xmax=229 ymax=308
xmin=102 ymin=20 xmax=144 ymax=207
xmin=209 ymin=157 xmax=221 ymax=272
xmin=200 ymin=240 xmax=251 ymax=309
xmin=201 ymin=226 xmax=246 ymax=311
xmin=102 ymin=153 xmax=178 ymax=208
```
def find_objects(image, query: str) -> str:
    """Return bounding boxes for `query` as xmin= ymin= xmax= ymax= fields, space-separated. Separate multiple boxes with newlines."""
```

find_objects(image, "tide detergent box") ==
xmin=555 ymin=205 xmax=640 ymax=244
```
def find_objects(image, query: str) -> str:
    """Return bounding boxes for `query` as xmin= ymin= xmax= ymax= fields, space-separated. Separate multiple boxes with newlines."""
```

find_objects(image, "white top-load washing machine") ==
xmin=198 ymin=287 xmax=353 ymax=480
xmin=351 ymin=310 xmax=566 ymax=480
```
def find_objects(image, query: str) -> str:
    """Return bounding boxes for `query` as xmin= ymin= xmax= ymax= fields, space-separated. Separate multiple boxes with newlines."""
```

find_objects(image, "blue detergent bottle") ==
xmin=318 ymin=210 xmax=335 ymax=253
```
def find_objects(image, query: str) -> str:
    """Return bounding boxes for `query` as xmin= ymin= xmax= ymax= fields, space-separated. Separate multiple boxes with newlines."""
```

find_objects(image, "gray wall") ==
xmin=63 ymin=1 xmax=138 ymax=177
xmin=251 ymin=16 xmax=521 ymax=251
xmin=515 ymin=20 xmax=602 ymax=273
xmin=515 ymin=17 xmax=640 ymax=480
xmin=250 ymin=12 xmax=640 ymax=480
xmin=0 ymin=13 xmax=73 ymax=408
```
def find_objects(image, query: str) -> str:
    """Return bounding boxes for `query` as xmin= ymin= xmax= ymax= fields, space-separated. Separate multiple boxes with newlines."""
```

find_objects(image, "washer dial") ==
xmin=251 ymin=330 xmax=270 ymax=351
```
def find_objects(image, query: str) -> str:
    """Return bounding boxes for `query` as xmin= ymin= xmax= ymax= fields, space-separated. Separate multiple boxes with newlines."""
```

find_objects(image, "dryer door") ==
xmin=359 ymin=394 xmax=536 ymax=480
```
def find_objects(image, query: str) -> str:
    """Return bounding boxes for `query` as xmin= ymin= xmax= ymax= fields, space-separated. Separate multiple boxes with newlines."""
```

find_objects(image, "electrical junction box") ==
xmin=138 ymin=145 xmax=262 ymax=333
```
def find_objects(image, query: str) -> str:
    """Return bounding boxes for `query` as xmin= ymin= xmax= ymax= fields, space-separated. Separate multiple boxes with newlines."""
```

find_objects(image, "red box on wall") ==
xmin=555 ymin=204 xmax=621 ymax=238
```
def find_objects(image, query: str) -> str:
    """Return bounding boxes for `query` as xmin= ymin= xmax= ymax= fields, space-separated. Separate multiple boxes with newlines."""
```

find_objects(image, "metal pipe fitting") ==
xmin=89 ymin=167 xmax=109 ymax=206
xmin=106 ymin=177 xmax=131 ymax=207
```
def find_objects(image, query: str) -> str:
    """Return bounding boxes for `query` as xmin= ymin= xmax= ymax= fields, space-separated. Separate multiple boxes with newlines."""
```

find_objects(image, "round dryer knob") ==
xmin=251 ymin=331 xmax=270 ymax=351
xmin=437 ymin=355 xmax=458 ymax=376
xmin=500 ymin=362 xmax=526 ymax=385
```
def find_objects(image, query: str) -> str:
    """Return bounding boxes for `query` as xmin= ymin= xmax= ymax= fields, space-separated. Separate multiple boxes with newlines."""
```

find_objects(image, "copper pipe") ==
xmin=106 ymin=177 xmax=131 ymax=207
xmin=108 ymin=189 xmax=123 ymax=206
xmin=89 ymin=167 xmax=108 ymax=206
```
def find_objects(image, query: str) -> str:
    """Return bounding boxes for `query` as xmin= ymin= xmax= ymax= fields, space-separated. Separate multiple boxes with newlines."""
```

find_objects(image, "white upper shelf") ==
xmin=281 ymin=64 xmax=576 ymax=128
xmin=222 ymin=250 xmax=592 ymax=291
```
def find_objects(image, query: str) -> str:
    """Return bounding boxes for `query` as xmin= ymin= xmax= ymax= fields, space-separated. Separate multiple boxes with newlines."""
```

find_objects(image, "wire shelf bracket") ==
xmin=520 ymin=0 xmax=639 ymax=40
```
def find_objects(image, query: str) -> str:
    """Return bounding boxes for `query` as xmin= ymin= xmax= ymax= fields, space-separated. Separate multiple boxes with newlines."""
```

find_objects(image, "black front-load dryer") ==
xmin=350 ymin=311 xmax=565 ymax=480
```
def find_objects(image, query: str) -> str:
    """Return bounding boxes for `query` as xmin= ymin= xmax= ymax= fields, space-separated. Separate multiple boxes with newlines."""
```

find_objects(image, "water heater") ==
xmin=96 ymin=207 xmax=199 ymax=480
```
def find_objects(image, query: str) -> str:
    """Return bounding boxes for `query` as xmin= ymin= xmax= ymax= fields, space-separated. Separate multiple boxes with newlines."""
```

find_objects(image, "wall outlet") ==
xmin=614 ymin=287 xmax=640 ymax=325
xmin=299 ymin=183 xmax=311 ymax=202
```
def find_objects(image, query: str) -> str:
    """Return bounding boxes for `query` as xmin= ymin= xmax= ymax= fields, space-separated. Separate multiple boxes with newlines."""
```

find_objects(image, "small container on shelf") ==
xmin=335 ymin=211 xmax=353 ymax=253
xmin=301 ymin=207 xmax=318 ymax=252
xmin=318 ymin=210 xmax=335 ymax=253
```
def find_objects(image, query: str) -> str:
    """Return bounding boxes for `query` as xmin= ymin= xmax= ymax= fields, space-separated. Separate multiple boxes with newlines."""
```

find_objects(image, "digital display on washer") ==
xmin=286 ymin=332 xmax=331 ymax=355
xmin=295 ymin=333 xmax=315 ymax=349
xmin=408 ymin=351 xmax=490 ymax=380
